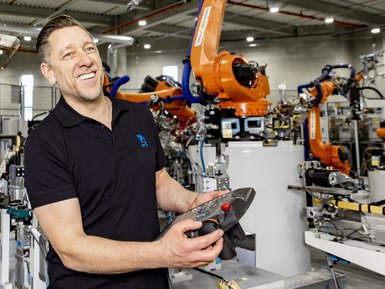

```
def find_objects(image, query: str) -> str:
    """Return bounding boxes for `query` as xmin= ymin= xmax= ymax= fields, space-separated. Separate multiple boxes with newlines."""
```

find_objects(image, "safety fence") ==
xmin=0 ymin=82 xmax=59 ymax=120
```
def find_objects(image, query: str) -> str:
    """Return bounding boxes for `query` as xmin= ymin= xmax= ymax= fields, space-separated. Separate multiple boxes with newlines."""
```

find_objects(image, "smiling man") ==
xmin=24 ymin=15 xmax=224 ymax=289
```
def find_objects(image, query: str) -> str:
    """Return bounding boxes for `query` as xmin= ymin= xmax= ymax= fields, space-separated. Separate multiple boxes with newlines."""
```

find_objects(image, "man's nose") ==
xmin=77 ymin=50 xmax=92 ymax=67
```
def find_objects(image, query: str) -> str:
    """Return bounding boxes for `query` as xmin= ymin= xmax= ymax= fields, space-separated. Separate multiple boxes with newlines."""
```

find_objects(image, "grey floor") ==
xmin=310 ymin=248 xmax=385 ymax=289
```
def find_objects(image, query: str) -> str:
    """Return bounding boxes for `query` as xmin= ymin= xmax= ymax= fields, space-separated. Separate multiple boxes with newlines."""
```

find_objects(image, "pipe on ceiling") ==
xmin=0 ymin=23 xmax=134 ymax=45
xmin=101 ymin=0 xmax=185 ymax=34
xmin=227 ymin=0 xmax=367 ymax=29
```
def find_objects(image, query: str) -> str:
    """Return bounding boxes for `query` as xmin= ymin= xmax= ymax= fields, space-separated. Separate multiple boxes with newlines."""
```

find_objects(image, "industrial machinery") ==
xmin=189 ymin=1 xmax=270 ymax=116
xmin=0 ymin=133 xmax=47 ymax=289
xmin=290 ymin=160 xmax=385 ymax=277
xmin=186 ymin=0 xmax=270 ymax=141
xmin=297 ymin=64 xmax=359 ymax=175
xmin=104 ymin=0 xmax=274 ymax=192
xmin=103 ymin=73 xmax=196 ymax=129
xmin=286 ymin=49 xmax=385 ymax=284
xmin=105 ymin=0 xmax=271 ymax=142
xmin=357 ymin=50 xmax=385 ymax=177
xmin=103 ymin=1 xmax=376 ymax=287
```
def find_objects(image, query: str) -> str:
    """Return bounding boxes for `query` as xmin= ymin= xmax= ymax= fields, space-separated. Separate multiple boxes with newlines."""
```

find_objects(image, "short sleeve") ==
xmin=24 ymin=135 xmax=77 ymax=209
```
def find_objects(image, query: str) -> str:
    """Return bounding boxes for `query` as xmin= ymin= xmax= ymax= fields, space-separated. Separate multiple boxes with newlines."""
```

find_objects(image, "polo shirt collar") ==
xmin=53 ymin=96 xmax=86 ymax=128
xmin=53 ymin=95 xmax=131 ymax=128
xmin=111 ymin=96 xmax=131 ymax=122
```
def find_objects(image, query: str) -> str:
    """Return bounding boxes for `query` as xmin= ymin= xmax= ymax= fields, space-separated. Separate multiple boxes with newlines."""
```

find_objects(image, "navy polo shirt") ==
xmin=25 ymin=96 xmax=169 ymax=289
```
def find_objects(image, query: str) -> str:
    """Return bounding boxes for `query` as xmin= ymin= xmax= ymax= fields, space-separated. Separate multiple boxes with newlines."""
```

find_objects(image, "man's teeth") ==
xmin=78 ymin=72 xmax=95 ymax=80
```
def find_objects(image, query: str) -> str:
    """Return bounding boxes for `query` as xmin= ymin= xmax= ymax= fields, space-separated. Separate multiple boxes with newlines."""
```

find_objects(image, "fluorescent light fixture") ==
xmin=249 ymin=43 xmax=258 ymax=47
xmin=94 ymin=34 xmax=134 ymax=45
xmin=23 ymin=36 xmax=32 ymax=41
xmin=269 ymin=6 xmax=279 ymax=13
xmin=371 ymin=27 xmax=381 ymax=34
xmin=144 ymin=44 xmax=151 ymax=49
xmin=138 ymin=20 xmax=147 ymax=26
xmin=325 ymin=17 xmax=334 ymax=24
xmin=246 ymin=36 xmax=254 ymax=42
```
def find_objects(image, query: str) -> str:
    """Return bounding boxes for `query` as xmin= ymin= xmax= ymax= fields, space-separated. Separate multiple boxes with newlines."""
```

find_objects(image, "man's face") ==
xmin=41 ymin=26 xmax=103 ymax=102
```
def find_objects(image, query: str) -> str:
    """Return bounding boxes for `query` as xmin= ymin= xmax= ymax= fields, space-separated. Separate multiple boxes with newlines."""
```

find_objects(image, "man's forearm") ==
xmin=57 ymin=220 xmax=223 ymax=274
xmin=156 ymin=169 xmax=198 ymax=213
xmin=58 ymin=234 xmax=164 ymax=273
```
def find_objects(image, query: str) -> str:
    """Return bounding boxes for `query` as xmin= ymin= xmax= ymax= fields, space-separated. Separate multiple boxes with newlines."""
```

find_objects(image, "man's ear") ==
xmin=40 ymin=63 xmax=57 ymax=85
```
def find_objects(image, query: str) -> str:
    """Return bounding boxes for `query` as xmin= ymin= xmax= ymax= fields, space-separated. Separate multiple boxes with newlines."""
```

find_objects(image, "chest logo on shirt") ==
xmin=136 ymin=134 xmax=149 ymax=148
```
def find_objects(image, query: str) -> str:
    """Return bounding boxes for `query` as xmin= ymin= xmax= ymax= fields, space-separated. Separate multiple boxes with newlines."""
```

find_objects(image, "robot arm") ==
xmin=300 ymin=65 xmax=355 ymax=175
xmin=308 ymin=106 xmax=351 ymax=175
xmin=189 ymin=0 xmax=270 ymax=117
xmin=103 ymin=74 xmax=196 ymax=128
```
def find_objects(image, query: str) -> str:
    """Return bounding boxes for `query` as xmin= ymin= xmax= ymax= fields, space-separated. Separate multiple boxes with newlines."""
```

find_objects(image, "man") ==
xmin=25 ymin=15 xmax=224 ymax=289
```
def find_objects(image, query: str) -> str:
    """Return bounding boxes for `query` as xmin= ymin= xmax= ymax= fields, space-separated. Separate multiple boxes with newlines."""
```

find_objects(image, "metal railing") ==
xmin=0 ymin=83 xmax=59 ymax=120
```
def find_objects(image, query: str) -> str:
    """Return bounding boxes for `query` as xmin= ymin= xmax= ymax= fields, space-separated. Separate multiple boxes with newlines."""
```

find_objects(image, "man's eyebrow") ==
xmin=58 ymin=40 xmax=95 ymax=54
xmin=59 ymin=44 xmax=74 ymax=54
xmin=84 ymin=40 xmax=96 ymax=46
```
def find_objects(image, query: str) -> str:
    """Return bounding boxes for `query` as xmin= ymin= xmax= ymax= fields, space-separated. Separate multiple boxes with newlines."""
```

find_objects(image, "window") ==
xmin=162 ymin=65 xmax=178 ymax=82
xmin=20 ymin=74 xmax=33 ymax=121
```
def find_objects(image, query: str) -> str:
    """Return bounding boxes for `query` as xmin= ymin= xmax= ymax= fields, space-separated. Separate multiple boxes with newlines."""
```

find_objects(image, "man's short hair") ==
xmin=36 ymin=15 xmax=90 ymax=63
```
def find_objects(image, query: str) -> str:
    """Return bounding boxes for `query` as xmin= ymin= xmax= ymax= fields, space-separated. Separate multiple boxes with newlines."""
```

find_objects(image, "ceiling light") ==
xmin=324 ymin=17 xmax=334 ymax=24
xmin=23 ymin=36 xmax=31 ymax=41
xmin=269 ymin=6 xmax=279 ymax=13
xmin=138 ymin=20 xmax=147 ymax=26
xmin=144 ymin=44 xmax=151 ymax=49
xmin=93 ymin=38 xmax=99 ymax=43
xmin=371 ymin=27 xmax=381 ymax=34
xmin=249 ymin=43 xmax=258 ymax=47
xmin=0 ymin=50 xmax=3 ymax=55
xmin=246 ymin=36 xmax=254 ymax=42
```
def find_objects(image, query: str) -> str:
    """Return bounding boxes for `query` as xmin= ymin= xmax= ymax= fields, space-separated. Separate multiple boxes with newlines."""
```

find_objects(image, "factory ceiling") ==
xmin=0 ymin=0 xmax=384 ymax=53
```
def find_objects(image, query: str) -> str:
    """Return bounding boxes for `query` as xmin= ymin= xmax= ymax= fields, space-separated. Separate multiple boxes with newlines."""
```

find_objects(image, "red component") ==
xmin=221 ymin=202 xmax=231 ymax=212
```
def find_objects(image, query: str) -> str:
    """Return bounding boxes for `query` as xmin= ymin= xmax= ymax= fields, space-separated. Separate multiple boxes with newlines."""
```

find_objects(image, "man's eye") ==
xmin=85 ymin=46 xmax=95 ymax=52
xmin=63 ymin=52 xmax=73 ymax=59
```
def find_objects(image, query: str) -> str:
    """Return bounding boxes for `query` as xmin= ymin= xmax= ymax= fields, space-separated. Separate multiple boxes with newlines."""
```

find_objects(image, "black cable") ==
xmin=348 ymin=236 xmax=372 ymax=242
xmin=193 ymin=268 xmax=227 ymax=282
xmin=371 ymin=199 xmax=385 ymax=206
xmin=323 ymin=220 xmax=345 ymax=239
xmin=343 ymin=228 xmax=361 ymax=239
xmin=360 ymin=86 xmax=384 ymax=99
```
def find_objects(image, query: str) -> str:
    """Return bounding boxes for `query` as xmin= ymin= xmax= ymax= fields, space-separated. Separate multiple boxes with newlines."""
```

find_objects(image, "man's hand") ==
xmin=155 ymin=219 xmax=224 ymax=268
xmin=188 ymin=189 xmax=230 ymax=211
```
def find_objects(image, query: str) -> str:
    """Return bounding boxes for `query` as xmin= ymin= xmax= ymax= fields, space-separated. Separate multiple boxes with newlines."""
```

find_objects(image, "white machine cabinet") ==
xmin=226 ymin=141 xmax=311 ymax=277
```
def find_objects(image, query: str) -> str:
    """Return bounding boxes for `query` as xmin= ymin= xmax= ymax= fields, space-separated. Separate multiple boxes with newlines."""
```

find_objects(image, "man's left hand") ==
xmin=188 ymin=189 xmax=230 ymax=211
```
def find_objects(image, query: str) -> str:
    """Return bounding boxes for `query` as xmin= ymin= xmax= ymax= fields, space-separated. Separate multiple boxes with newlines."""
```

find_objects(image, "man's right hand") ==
xmin=154 ymin=219 xmax=224 ymax=268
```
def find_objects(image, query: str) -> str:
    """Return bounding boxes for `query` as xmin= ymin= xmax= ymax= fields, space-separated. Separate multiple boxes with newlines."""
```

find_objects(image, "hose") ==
xmin=110 ymin=75 xmax=130 ymax=97
xmin=360 ymin=86 xmax=385 ymax=99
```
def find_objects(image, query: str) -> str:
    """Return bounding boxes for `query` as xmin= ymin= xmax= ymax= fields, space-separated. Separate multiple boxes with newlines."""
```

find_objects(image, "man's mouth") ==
xmin=78 ymin=72 xmax=96 ymax=80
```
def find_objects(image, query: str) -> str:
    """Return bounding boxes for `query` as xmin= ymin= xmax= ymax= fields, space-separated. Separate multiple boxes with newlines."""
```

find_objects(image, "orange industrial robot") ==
xmin=103 ymin=73 xmax=195 ymax=128
xmin=298 ymin=64 xmax=358 ymax=175
xmin=104 ymin=0 xmax=270 ymax=137
xmin=188 ymin=0 xmax=270 ymax=117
